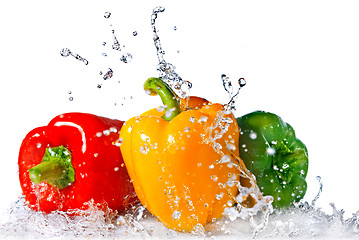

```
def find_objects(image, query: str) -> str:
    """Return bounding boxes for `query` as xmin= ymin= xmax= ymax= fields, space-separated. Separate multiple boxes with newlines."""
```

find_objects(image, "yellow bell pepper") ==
xmin=120 ymin=77 xmax=251 ymax=232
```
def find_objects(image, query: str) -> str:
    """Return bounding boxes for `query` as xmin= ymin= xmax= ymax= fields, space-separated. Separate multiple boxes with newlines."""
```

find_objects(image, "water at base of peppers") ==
xmin=1 ymin=191 xmax=359 ymax=239
xmin=4 ymin=6 xmax=359 ymax=240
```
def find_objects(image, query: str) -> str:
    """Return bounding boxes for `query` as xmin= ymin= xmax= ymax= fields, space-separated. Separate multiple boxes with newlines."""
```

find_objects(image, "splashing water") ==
xmin=311 ymin=176 xmax=323 ymax=206
xmin=60 ymin=48 xmax=89 ymax=65
xmin=204 ymin=105 xmax=274 ymax=237
xmin=103 ymin=12 xmax=121 ymax=52
xmin=103 ymin=12 xmax=134 ymax=60
xmin=151 ymin=6 xmax=192 ymax=99
xmin=151 ymin=7 xmax=271 ymax=236
xmin=2 ymin=188 xmax=359 ymax=239
xmin=221 ymin=74 xmax=246 ymax=111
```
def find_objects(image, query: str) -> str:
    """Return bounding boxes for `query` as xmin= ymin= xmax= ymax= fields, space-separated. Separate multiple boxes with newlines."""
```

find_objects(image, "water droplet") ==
xmin=140 ymin=144 xmax=149 ymax=154
xmin=104 ymin=12 xmax=111 ymax=18
xmin=60 ymin=48 xmax=71 ymax=57
xmin=69 ymin=96 xmax=73 ymax=101
xmin=216 ymin=192 xmax=224 ymax=200
xmin=96 ymin=132 xmax=102 ymax=137
xmin=172 ymin=210 xmax=181 ymax=220
xmin=238 ymin=78 xmax=246 ymax=87
xmin=103 ymin=130 xmax=110 ymax=136
xmin=133 ymin=31 xmax=138 ymax=36
xmin=209 ymin=164 xmax=214 ymax=169
xmin=113 ymin=138 xmax=123 ymax=147
xmin=184 ymin=127 xmax=190 ymax=132
xmin=141 ymin=133 xmax=150 ymax=142
xmin=102 ymin=53 xmax=107 ymax=57
xmin=36 ymin=143 xmax=41 ymax=148
xmin=199 ymin=116 xmax=208 ymax=123
xmin=226 ymin=143 xmax=236 ymax=151
xmin=211 ymin=175 xmax=218 ymax=182
xmin=164 ymin=107 xmax=176 ymax=119
xmin=173 ymin=26 xmax=177 ymax=31
xmin=189 ymin=117 xmax=195 ymax=123
xmin=249 ymin=132 xmax=257 ymax=139
xmin=103 ymin=68 xmax=113 ymax=80
xmin=219 ymin=155 xmax=231 ymax=163
xmin=114 ymin=167 xmax=119 ymax=171
xmin=112 ymin=34 xmax=121 ymax=51
xmin=109 ymin=127 xmax=117 ymax=133
xmin=156 ymin=105 xmax=165 ymax=112
xmin=97 ymin=84 xmax=102 ymax=89
xmin=266 ymin=147 xmax=276 ymax=155
xmin=282 ymin=163 xmax=289 ymax=169
xmin=60 ymin=48 xmax=89 ymax=65
xmin=120 ymin=53 xmax=133 ymax=63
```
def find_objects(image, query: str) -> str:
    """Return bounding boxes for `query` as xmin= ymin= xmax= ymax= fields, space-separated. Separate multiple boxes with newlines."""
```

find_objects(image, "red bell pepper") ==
xmin=18 ymin=112 xmax=139 ymax=213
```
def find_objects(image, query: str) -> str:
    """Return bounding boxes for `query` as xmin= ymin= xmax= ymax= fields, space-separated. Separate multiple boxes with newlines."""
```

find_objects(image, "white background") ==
xmin=1 ymin=0 xmax=359 ymax=218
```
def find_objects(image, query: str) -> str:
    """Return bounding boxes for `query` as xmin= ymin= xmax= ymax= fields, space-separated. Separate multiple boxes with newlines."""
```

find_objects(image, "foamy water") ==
xmin=1 ymin=196 xmax=359 ymax=239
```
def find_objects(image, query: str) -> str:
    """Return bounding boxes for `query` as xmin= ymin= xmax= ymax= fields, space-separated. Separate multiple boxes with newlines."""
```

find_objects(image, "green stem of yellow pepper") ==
xmin=144 ymin=77 xmax=181 ymax=121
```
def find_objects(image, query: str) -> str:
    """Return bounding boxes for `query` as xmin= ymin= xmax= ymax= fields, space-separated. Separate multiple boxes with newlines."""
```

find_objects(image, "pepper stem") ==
xmin=29 ymin=145 xmax=75 ymax=190
xmin=144 ymin=77 xmax=181 ymax=121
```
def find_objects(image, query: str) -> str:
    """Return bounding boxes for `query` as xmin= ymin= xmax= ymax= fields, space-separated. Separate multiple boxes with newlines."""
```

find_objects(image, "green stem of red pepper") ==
xmin=29 ymin=145 xmax=75 ymax=190
xmin=144 ymin=77 xmax=181 ymax=121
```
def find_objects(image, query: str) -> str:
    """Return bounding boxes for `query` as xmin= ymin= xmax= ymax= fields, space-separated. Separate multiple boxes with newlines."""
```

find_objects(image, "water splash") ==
xmin=2 ymin=194 xmax=359 ymax=239
xmin=60 ymin=48 xmax=89 ymax=65
xmin=311 ymin=176 xmax=323 ymax=206
xmin=102 ymin=68 xmax=113 ymax=80
xmin=221 ymin=74 xmax=246 ymax=111
xmin=104 ymin=12 xmax=111 ymax=19
xmin=120 ymin=53 xmax=133 ymax=63
xmin=150 ymin=7 xmax=270 ymax=236
xmin=111 ymin=30 xmax=121 ymax=51
xmin=151 ymin=6 xmax=192 ymax=99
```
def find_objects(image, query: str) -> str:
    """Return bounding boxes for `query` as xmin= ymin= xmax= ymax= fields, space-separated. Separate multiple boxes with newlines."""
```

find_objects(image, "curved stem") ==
xmin=144 ymin=77 xmax=181 ymax=121
xmin=29 ymin=146 xmax=75 ymax=190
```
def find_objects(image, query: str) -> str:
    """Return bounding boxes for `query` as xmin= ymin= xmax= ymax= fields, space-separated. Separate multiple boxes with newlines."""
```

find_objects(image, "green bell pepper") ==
xmin=236 ymin=111 xmax=308 ymax=209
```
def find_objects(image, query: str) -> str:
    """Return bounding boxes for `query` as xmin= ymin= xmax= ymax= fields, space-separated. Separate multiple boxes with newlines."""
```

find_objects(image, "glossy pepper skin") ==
xmin=236 ymin=111 xmax=308 ymax=209
xmin=18 ymin=112 xmax=138 ymax=213
xmin=120 ymin=78 xmax=246 ymax=232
